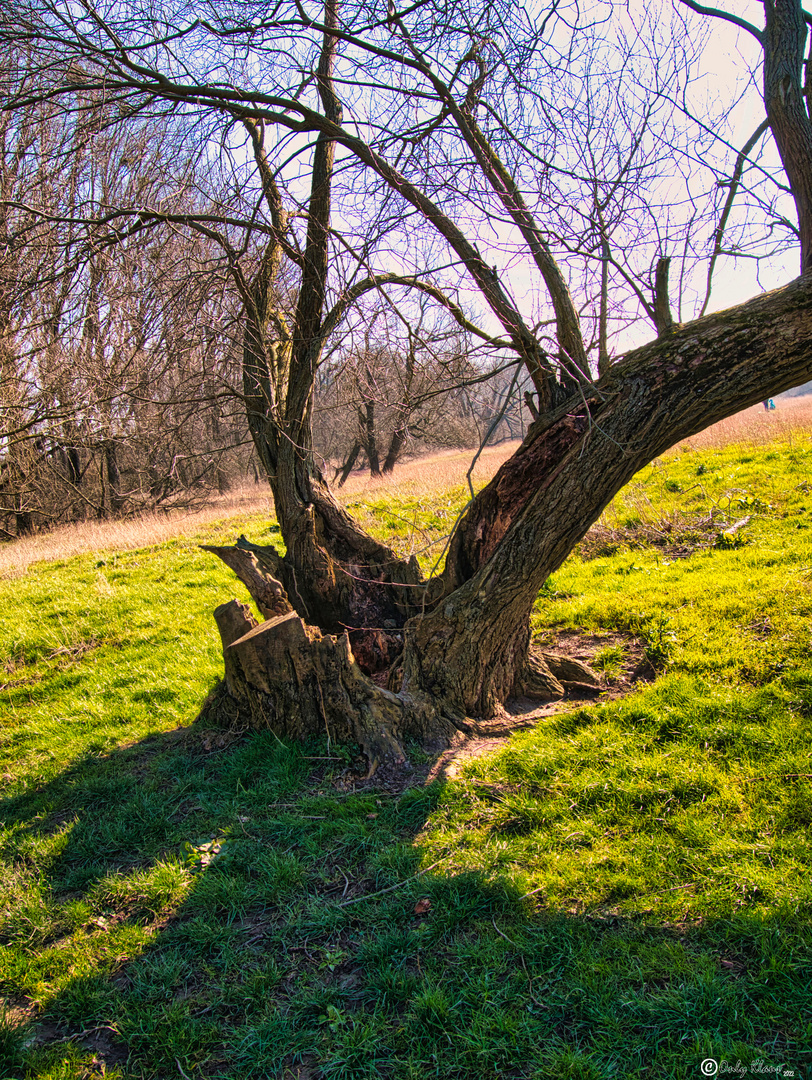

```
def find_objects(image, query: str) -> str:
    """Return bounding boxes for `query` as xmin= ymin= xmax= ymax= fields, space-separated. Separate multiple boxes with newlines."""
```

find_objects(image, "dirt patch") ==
xmin=332 ymin=756 xmax=420 ymax=795
xmin=417 ymin=630 xmax=653 ymax=784
xmin=1 ymin=995 xmax=37 ymax=1027
xmin=13 ymin=1009 xmax=129 ymax=1072
xmin=543 ymin=630 xmax=654 ymax=694
xmin=112 ymin=724 xmax=245 ymax=776
xmin=426 ymin=732 xmax=519 ymax=782
xmin=78 ymin=1025 xmax=129 ymax=1070
xmin=194 ymin=727 xmax=247 ymax=754
xmin=281 ymin=1054 xmax=319 ymax=1080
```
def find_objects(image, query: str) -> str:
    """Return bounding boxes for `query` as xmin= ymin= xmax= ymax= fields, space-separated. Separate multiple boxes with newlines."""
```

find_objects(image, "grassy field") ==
xmin=1 ymin=406 xmax=812 ymax=1079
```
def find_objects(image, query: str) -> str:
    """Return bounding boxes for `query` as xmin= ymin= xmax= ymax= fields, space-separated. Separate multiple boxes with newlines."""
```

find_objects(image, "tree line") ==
xmin=0 ymin=78 xmax=522 ymax=536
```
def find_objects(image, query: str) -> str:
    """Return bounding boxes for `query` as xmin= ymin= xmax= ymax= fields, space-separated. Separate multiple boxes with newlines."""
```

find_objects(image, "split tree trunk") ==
xmin=207 ymin=274 xmax=812 ymax=766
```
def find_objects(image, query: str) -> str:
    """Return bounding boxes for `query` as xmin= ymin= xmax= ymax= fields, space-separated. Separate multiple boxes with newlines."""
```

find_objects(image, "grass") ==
xmin=1 ymin=413 xmax=812 ymax=1078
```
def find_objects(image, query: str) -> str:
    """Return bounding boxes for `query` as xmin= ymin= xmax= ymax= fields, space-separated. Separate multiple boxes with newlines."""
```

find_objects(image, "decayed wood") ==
xmin=211 ymin=601 xmax=408 ymax=774
xmin=203 ymin=546 xmax=293 ymax=619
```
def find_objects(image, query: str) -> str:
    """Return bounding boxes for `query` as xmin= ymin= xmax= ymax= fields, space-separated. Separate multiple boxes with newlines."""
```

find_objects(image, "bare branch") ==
xmin=677 ymin=0 xmax=764 ymax=44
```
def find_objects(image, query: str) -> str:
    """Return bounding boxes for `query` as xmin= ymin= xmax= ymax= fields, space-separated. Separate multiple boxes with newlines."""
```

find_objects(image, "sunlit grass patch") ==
xmin=419 ymin=673 xmax=812 ymax=919
xmin=2 ymin=433 xmax=812 ymax=1078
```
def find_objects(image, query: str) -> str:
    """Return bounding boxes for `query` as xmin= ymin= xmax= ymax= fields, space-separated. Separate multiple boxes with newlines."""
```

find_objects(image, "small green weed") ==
xmin=637 ymin=612 xmax=678 ymax=668
xmin=591 ymin=643 xmax=626 ymax=676
xmin=714 ymin=525 xmax=751 ymax=549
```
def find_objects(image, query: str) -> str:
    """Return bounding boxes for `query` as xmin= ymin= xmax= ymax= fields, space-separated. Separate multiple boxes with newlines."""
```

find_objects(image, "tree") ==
xmin=0 ymin=78 xmax=256 ymax=534
xmin=315 ymin=299 xmax=492 ymax=484
xmin=2 ymin=0 xmax=812 ymax=771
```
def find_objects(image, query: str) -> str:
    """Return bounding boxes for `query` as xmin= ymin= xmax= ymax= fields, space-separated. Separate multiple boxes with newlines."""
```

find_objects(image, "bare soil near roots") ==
xmin=315 ymin=629 xmax=651 ymax=794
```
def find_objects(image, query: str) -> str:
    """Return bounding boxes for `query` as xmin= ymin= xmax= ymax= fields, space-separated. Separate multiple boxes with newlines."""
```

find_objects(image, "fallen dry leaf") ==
xmin=720 ymin=959 xmax=743 ymax=971
xmin=413 ymin=898 xmax=432 ymax=916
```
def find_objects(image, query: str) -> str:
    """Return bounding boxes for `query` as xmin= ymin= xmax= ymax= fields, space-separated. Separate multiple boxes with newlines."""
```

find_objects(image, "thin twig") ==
xmin=465 ymin=360 xmax=524 ymax=503
xmin=491 ymin=916 xmax=518 ymax=946
xmin=517 ymin=884 xmax=545 ymax=901
xmin=740 ymin=772 xmax=812 ymax=784
xmin=418 ymin=360 xmax=524 ymax=618
xmin=337 ymin=859 xmax=444 ymax=907
xmin=49 ymin=1024 xmax=119 ymax=1045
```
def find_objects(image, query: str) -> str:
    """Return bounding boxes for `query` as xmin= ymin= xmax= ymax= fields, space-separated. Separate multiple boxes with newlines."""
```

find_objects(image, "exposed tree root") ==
xmin=510 ymin=644 xmax=602 ymax=702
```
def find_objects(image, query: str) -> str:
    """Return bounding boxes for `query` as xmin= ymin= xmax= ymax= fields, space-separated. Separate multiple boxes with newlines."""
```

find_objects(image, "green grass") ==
xmin=1 ymin=439 xmax=812 ymax=1079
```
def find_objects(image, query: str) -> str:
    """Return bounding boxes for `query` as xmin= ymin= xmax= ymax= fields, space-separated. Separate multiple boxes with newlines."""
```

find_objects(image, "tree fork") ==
xmin=208 ymin=275 xmax=812 ymax=756
xmin=395 ymin=272 xmax=812 ymax=720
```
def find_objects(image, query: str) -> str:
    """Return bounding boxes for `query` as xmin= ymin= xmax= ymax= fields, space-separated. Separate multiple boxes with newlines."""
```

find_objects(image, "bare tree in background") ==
xmin=316 ymin=297 xmax=498 ymax=483
xmin=2 ymin=0 xmax=812 ymax=770
xmin=0 ymin=84 xmax=257 ymax=535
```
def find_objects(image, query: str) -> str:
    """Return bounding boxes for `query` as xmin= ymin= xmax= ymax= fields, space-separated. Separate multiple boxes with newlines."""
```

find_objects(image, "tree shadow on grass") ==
xmin=1 ymin=724 xmax=811 ymax=1080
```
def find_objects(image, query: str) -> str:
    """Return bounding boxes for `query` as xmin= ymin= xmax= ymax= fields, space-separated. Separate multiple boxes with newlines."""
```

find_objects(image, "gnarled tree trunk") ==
xmin=199 ymin=0 xmax=812 ymax=768
xmin=207 ymin=273 xmax=812 ymax=768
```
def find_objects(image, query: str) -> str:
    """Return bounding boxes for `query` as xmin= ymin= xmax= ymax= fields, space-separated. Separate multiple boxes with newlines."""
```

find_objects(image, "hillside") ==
xmin=1 ymin=420 xmax=811 ymax=1079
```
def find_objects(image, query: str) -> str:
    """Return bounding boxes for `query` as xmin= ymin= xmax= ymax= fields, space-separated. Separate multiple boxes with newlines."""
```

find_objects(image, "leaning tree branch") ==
xmin=319 ymin=273 xmax=513 ymax=350
xmin=677 ymin=0 xmax=764 ymax=44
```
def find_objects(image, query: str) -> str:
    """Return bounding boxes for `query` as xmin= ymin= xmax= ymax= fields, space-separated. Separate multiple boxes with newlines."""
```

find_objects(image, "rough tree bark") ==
xmin=382 ymin=427 xmax=406 ymax=474
xmin=335 ymin=441 xmax=361 ymax=486
xmin=406 ymin=274 xmax=812 ymax=718
xmin=198 ymin=0 xmax=812 ymax=769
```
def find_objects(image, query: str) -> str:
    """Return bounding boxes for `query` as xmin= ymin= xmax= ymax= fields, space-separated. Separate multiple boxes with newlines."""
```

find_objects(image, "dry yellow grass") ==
xmin=3 ymin=401 xmax=811 ymax=578
xmin=335 ymin=440 xmax=520 ymax=499
xmin=0 ymin=442 xmax=519 ymax=578
xmin=0 ymin=485 xmax=275 ymax=579
xmin=677 ymin=397 xmax=812 ymax=451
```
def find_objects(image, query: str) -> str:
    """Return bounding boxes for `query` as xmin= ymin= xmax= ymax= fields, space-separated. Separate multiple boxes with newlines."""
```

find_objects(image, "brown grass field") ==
xmin=2 ymin=396 xmax=811 ymax=578
xmin=676 ymin=395 xmax=812 ymax=450
xmin=0 ymin=441 xmax=519 ymax=578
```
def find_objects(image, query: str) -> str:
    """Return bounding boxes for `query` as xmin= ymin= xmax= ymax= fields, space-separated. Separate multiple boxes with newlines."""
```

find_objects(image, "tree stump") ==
xmin=212 ymin=600 xmax=406 ymax=774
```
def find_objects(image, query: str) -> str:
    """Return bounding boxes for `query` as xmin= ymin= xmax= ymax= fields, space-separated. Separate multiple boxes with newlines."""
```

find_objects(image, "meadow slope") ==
xmin=1 ymin=405 xmax=811 ymax=1079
